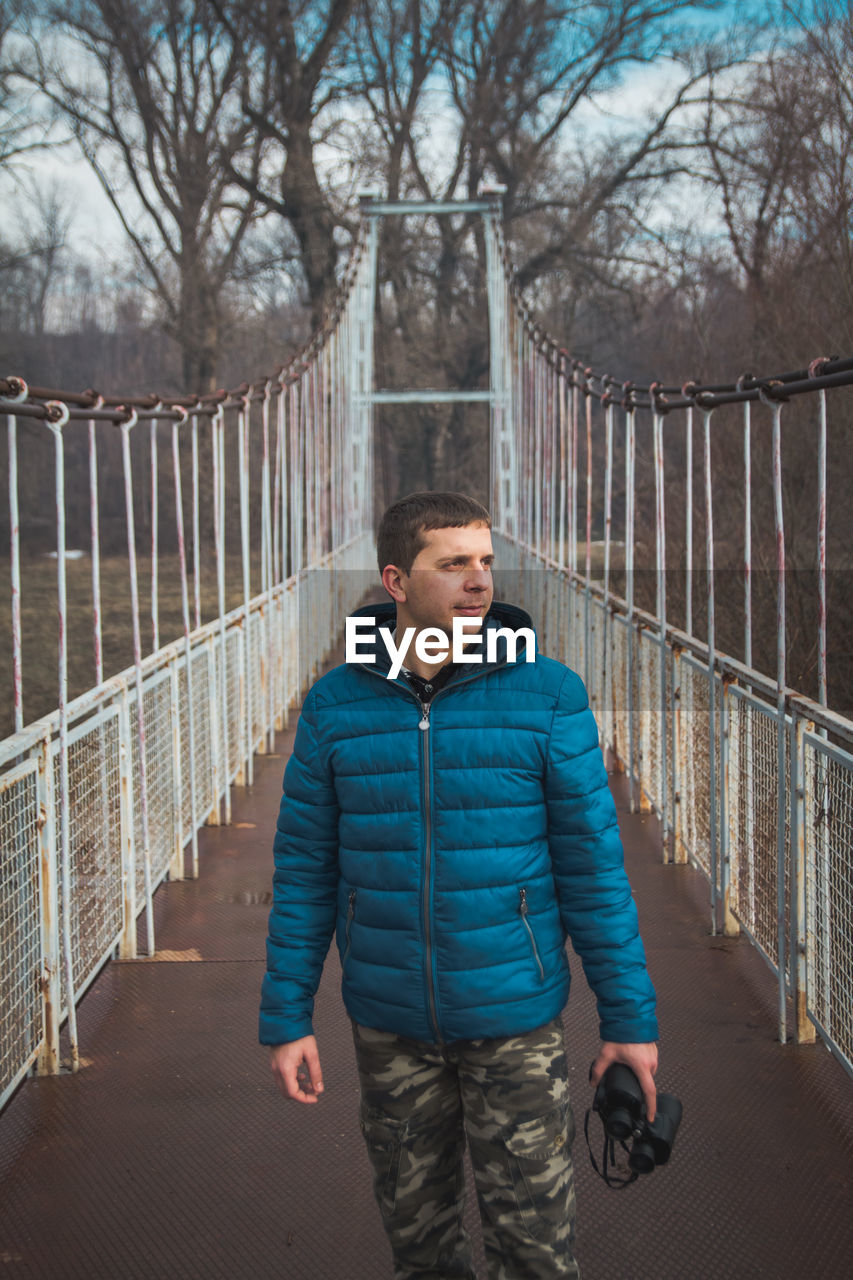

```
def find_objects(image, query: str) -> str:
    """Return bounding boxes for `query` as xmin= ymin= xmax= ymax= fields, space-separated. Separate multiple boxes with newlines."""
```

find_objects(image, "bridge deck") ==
xmin=1 ymin=669 xmax=852 ymax=1279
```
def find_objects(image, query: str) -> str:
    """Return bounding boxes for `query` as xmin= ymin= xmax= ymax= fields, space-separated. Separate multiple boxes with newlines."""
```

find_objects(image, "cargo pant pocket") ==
xmin=503 ymin=1101 xmax=576 ymax=1242
xmin=359 ymin=1102 xmax=407 ymax=1221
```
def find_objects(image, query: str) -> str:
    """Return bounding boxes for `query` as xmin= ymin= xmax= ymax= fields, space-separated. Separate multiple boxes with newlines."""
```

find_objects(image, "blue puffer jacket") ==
xmin=259 ymin=600 xmax=658 ymax=1047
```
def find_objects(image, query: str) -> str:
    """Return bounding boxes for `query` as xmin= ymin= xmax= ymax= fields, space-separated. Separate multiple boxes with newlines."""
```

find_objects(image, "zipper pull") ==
xmin=519 ymin=887 xmax=528 ymax=915
xmin=418 ymin=701 xmax=431 ymax=730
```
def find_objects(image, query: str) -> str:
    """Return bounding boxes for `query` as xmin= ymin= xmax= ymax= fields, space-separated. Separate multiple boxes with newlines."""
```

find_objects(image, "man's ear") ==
xmin=381 ymin=563 xmax=408 ymax=603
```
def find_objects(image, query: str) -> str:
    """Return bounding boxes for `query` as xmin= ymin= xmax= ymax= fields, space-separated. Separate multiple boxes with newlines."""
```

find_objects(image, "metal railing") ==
xmin=3 ymin=192 xmax=853 ymax=1123
xmin=0 ymin=229 xmax=378 ymax=1111
xmin=485 ymin=214 xmax=853 ymax=1078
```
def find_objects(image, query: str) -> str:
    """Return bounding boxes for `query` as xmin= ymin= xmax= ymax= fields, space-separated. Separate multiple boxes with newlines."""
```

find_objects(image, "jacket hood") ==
xmin=348 ymin=599 xmax=538 ymax=677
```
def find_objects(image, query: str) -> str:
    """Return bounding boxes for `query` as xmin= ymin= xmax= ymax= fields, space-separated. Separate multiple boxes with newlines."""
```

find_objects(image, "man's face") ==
xmin=386 ymin=522 xmax=494 ymax=639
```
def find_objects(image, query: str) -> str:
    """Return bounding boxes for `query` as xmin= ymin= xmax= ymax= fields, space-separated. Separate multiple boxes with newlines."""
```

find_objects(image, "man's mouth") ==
xmin=454 ymin=604 xmax=486 ymax=615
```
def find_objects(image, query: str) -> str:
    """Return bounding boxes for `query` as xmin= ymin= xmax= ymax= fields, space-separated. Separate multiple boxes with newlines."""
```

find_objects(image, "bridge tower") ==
xmin=353 ymin=192 xmax=517 ymax=534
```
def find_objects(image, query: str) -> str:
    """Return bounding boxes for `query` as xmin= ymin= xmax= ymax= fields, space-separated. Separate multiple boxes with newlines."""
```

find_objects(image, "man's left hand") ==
xmin=589 ymin=1041 xmax=658 ymax=1121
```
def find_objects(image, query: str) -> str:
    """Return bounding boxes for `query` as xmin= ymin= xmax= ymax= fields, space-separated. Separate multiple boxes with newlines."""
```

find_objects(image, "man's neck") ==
xmin=391 ymin=627 xmax=454 ymax=681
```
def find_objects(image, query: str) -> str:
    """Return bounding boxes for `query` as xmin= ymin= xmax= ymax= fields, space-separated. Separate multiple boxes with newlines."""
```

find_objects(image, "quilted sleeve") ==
xmin=545 ymin=668 xmax=659 ymax=1044
xmin=259 ymin=689 xmax=340 ymax=1045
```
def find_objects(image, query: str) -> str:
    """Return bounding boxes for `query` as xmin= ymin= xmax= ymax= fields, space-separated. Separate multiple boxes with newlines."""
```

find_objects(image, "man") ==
xmin=260 ymin=491 xmax=658 ymax=1280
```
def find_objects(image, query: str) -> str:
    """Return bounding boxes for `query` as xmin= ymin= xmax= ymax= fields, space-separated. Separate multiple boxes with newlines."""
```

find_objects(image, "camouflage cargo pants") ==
xmin=352 ymin=1017 xmax=580 ymax=1280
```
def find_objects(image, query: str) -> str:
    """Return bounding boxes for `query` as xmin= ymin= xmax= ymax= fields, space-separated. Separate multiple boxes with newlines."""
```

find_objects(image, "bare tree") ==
xmin=14 ymin=0 xmax=275 ymax=389
xmin=212 ymin=0 xmax=360 ymax=329
xmin=344 ymin=0 xmax=741 ymax=494
xmin=0 ymin=0 xmax=56 ymax=164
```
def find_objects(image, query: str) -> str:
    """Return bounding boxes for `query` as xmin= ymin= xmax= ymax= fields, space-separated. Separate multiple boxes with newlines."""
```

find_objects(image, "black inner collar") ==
xmin=401 ymin=662 xmax=457 ymax=703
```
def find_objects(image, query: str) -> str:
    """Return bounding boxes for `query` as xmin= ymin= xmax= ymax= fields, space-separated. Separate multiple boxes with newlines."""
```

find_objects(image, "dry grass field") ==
xmin=0 ymin=553 xmax=256 ymax=742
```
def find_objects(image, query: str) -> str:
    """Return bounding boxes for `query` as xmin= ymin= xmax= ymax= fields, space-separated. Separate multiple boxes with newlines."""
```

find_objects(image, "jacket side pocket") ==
xmin=343 ymin=888 xmax=357 ymax=973
xmin=519 ymin=887 xmax=545 ymax=982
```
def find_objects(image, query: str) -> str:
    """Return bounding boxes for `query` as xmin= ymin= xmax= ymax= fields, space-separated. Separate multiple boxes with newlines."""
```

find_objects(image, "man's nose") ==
xmin=464 ymin=567 xmax=491 ymax=591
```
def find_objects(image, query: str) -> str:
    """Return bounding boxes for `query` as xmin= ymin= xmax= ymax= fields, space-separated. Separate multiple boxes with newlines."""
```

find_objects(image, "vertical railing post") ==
xmin=168 ymin=660 xmax=184 ymax=881
xmin=150 ymin=413 xmax=160 ymax=653
xmin=624 ymin=389 xmax=637 ymax=812
xmin=6 ymin=380 xmax=27 ymax=734
xmin=191 ymin=411 xmax=202 ymax=633
xmin=651 ymin=391 xmax=669 ymax=854
xmin=44 ymin=400 xmax=79 ymax=1070
xmin=602 ymin=392 xmax=614 ymax=757
xmin=702 ymin=404 xmax=718 ymax=934
xmin=238 ymin=390 xmax=253 ymax=784
xmin=36 ymin=727 xmax=60 ymax=1075
xmin=766 ymin=388 xmax=789 ymax=1042
xmin=172 ymin=407 xmax=198 ymax=877
xmin=740 ymin=391 xmax=757 ymax=928
xmin=792 ymin=713 xmax=816 ymax=1044
xmin=117 ymin=679 xmax=137 ymax=958
xmin=120 ymin=408 xmax=155 ymax=956
xmin=583 ymin=371 xmax=593 ymax=697
xmin=558 ymin=353 xmax=568 ymax=571
xmin=719 ymin=675 xmax=740 ymax=935
xmin=212 ymin=405 xmax=229 ymax=824
xmin=684 ymin=404 xmax=693 ymax=639
xmin=672 ymin=645 xmax=687 ymax=864
xmin=88 ymin=409 xmax=104 ymax=686
xmin=815 ymin=381 xmax=828 ymax=710
xmin=741 ymin=393 xmax=753 ymax=671
xmin=261 ymin=382 xmax=275 ymax=752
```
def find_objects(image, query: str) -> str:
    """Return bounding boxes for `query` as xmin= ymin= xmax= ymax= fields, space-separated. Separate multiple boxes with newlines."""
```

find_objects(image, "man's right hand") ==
xmin=269 ymin=1036 xmax=324 ymax=1104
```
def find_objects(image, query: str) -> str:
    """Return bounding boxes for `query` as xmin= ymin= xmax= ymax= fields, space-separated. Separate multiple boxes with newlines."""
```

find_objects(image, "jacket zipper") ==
xmin=519 ymin=888 xmax=545 ymax=982
xmin=343 ymin=889 xmax=357 ymax=971
xmin=359 ymin=662 xmax=508 ymax=1044
xmin=418 ymin=700 xmax=441 ymax=1040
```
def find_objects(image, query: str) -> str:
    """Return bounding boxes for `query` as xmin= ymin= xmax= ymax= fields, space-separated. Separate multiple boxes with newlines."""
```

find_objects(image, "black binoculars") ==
xmin=592 ymin=1062 xmax=682 ymax=1175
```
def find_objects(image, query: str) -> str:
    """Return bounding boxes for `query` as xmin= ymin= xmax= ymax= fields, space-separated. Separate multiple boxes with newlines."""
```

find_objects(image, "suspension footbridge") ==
xmin=1 ymin=195 xmax=852 ymax=1277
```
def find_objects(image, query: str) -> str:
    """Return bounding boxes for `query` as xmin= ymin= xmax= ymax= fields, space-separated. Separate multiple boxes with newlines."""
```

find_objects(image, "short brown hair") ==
xmin=377 ymin=491 xmax=492 ymax=576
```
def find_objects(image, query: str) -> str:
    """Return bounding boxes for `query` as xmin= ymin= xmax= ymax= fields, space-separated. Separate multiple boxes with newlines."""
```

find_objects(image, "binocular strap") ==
xmin=583 ymin=1108 xmax=640 ymax=1190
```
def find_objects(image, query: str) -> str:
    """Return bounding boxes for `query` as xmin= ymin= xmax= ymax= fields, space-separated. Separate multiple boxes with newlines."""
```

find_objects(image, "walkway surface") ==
xmin=2 ymin=656 xmax=853 ymax=1279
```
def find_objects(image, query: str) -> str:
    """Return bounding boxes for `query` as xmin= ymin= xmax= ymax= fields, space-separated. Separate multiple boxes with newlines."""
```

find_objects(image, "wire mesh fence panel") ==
xmin=283 ymin=588 xmax=298 ymax=714
xmin=225 ymin=628 xmax=242 ymax=783
xmin=568 ymin=584 xmax=586 ymax=683
xmin=132 ymin=672 xmax=176 ymax=899
xmin=55 ymin=708 xmax=123 ymax=1004
xmin=176 ymin=647 xmax=214 ymax=845
xmin=726 ymin=689 xmax=789 ymax=971
xmin=0 ymin=761 xmax=42 ymax=1106
xmin=679 ymin=656 xmax=715 ymax=879
xmin=587 ymin=593 xmax=607 ymax=731
xmin=249 ymin=607 xmax=266 ymax=750
xmin=637 ymin=629 xmax=664 ymax=815
xmin=190 ymin=647 xmax=215 ymax=834
xmin=804 ymin=735 xmax=853 ymax=1072
xmin=610 ymin=614 xmax=630 ymax=770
